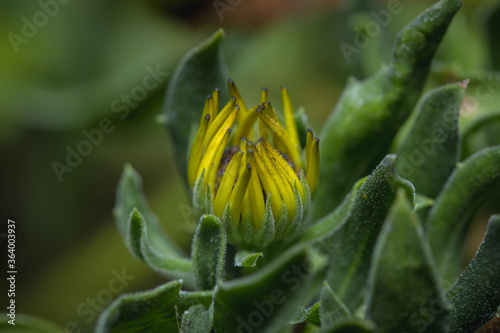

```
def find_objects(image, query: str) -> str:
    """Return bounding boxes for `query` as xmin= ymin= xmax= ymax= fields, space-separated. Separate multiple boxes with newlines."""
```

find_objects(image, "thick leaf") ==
xmin=96 ymin=281 xmax=213 ymax=333
xmin=0 ymin=313 xmax=63 ymax=332
xmin=397 ymin=81 xmax=466 ymax=199
xmin=213 ymin=244 xmax=317 ymax=333
xmin=114 ymin=164 xmax=185 ymax=257
xmin=192 ymin=214 xmax=226 ymax=290
xmin=319 ymin=282 xmax=351 ymax=328
xmin=365 ymin=189 xmax=449 ymax=333
xmin=314 ymin=0 xmax=462 ymax=218
xmin=129 ymin=209 xmax=194 ymax=287
xmin=180 ymin=304 xmax=214 ymax=333
xmin=96 ymin=280 xmax=182 ymax=333
xmin=461 ymin=111 xmax=500 ymax=158
xmin=325 ymin=155 xmax=414 ymax=310
xmin=289 ymin=302 xmax=320 ymax=326
xmin=163 ymin=29 xmax=229 ymax=185
xmin=446 ymin=215 xmax=500 ymax=333
xmin=234 ymin=250 xmax=264 ymax=268
xmin=320 ymin=320 xmax=375 ymax=333
xmin=427 ymin=146 xmax=500 ymax=284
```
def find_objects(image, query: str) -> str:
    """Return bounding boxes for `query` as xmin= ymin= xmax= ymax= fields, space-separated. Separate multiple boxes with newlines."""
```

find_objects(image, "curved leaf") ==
xmin=163 ymin=29 xmax=229 ymax=185
xmin=314 ymin=0 xmax=462 ymax=218
xmin=397 ymin=81 xmax=466 ymax=199
xmin=365 ymin=190 xmax=449 ymax=333
xmin=234 ymin=250 xmax=264 ymax=268
xmin=427 ymin=146 xmax=500 ymax=284
xmin=325 ymin=155 xmax=415 ymax=310
xmin=319 ymin=282 xmax=351 ymax=328
xmin=192 ymin=214 xmax=226 ymax=290
xmin=0 ymin=313 xmax=63 ymax=332
xmin=446 ymin=215 xmax=500 ymax=333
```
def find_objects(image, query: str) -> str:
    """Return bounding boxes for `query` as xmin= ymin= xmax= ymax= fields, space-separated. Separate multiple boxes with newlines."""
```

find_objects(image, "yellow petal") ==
xmin=262 ymin=139 xmax=305 ymax=202
xmin=306 ymin=136 xmax=320 ymax=194
xmin=188 ymin=114 xmax=210 ymax=187
xmin=252 ymin=150 xmax=283 ymax=221
xmin=257 ymin=106 xmax=302 ymax=170
xmin=204 ymin=98 xmax=237 ymax=148
xmin=206 ymin=129 xmax=232 ymax=196
xmin=200 ymin=94 xmax=213 ymax=122
xmin=255 ymin=141 xmax=296 ymax=220
xmin=212 ymin=88 xmax=220 ymax=119
xmin=247 ymin=165 xmax=265 ymax=228
xmin=214 ymin=150 xmax=243 ymax=217
xmin=229 ymin=164 xmax=251 ymax=225
xmin=281 ymin=86 xmax=300 ymax=151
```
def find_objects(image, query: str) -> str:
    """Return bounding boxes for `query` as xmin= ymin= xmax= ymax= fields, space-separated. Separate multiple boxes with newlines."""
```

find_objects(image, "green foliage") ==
xmin=96 ymin=0 xmax=500 ymax=331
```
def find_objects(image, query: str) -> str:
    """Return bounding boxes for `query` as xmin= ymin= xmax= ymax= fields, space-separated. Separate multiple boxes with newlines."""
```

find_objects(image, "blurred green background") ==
xmin=1 ymin=0 xmax=500 ymax=331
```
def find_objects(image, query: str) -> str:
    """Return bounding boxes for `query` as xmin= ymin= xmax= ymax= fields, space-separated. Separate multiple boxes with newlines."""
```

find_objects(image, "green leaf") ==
xmin=319 ymin=282 xmax=351 ymax=328
xmin=128 ymin=209 xmax=194 ymax=286
xmin=96 ymin=280 xmax=183 ymax=333
xmin=114 ymin=164 xmax=194 ymax=286
xmin=163 ymin=29 xmax=229 ymax=185
xmin=320 ymin=320 xmax=375 ymax=333
xmin=397 ymin=81 xmax=466 ymax=199
xmin=0 ymin=313 xmax=63 ymax=332
xmin=427 ymin=146 xmax=500 ymax=284
xmin=114 ymin=164 xmax=185 ymax=258
xmin=180 ymin=304 xmax=214 ymax=333
xmin=446 ymin=215 xmax=500 ymax=333
xmin=461 ymin=111 xmax=500 ymax=159
xmin=314 ymin=0 xmax=462 ymax=218
xmin=192 ymin=214 xmax=226 ymax=290
xmin=234 ymin=250 xmax=264 ymax=267
xmin=325 ymin=155 xmax=414 ymax=310
xmin=365 ymin=189 xmax=449 ymax=333
xmin=289 ymin=302 xmax=320 ymax=326
xmin=213 ymin=244 xmax=317 ymax=333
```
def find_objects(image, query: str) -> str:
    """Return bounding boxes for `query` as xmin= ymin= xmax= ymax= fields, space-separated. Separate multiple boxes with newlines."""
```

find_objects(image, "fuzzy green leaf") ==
xmin=289 ymin=302 xmax=320 ymax=325
xmin=163 ymin=29 xmax=229 ymax=185
xmin=213 ymin=244 xmax=316 ymax=333
xmin=461 ymin=111 xmax=500 ymax=159
xmin=96 ymin=280 xmax=182 ymax=333
xmin=446 ymin=215 xmax=500 ymax=333
xmin=96 ymin=282 xmax=213 ymax=333
xmin=319 ymin=282 xmax=351 ymax=328
xmin=0 ymin=314 xmax=63 ymax=332
xmin=427 ymin=146 xmax=500 ymax=284
xmin=234 ymin=250 xmax=264 ymax=267
xmin=114 ymin=165 xmax=194 ymax=286
xmin=365 ymin=189 xmax=449 ymax=333
xmin=320 ymin=320 xmax=375 ymax=333
xmin=114 ymin=164 xmax=185 ymax=257
xmin=314 ymin=0 xmax=462 ymax=218
xmin=397 ymin=81 xmax=466 ymax=199
xmin=129 ymin=209 xmax=194 ymax=286
xmin=192 ymin=214 xmax=226 ymax=290
xmin=180 ymin=304 xmax=214 ymax=333
xmin=325 ymin=155 xmax=414 ymax=310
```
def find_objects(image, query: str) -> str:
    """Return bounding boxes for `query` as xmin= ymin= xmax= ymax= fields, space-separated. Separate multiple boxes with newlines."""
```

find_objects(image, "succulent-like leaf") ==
xmin=397 ymin=81 xmax=466 ymax=199
xmin=365 ymin=189 xmax=449 ymax=333
xmin=427 ymin=146 xmax=500 ymax=284
xmin=234 ymin=250 xmax=264 ymax=268
xmin=325 ymin=155 xmax=414 ymax=310
xmin=314 ymin=0 xmax=462 ymax=218
xmin=192 ymin=214 xmax=226 ymax=290
xmin=180 ymin=304 xmax=214 ymax=333
xmin=96 ymin=282 xmax=213 ymax=333
xmin=114 ymin=164 xmax=186 ymax=258
xmin=96 ymin=280 xmax=183 ymax=333
xmin=213 ymin=244 xmax=316 ymax=333
xmin=320 ymin=320 xmax=375 ymax=333
xmin=0 ymin=313 xmax=63 ymax=332
xmin=128 ymin=209 xmax=194 ymax=286
xmin=446 ymin=215 xmax=500 ymax=333
xmin=319 ymin=282 xmax=352 ymax=328
xmin=289 ymin=302 xmax=320 ymax=326
xmin=163 ymin=29 xmax=229 ymax=185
